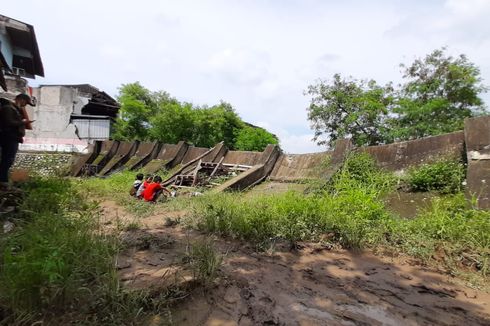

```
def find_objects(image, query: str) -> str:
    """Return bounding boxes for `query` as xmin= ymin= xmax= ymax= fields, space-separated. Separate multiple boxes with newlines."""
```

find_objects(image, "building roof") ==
xmin=0 ymin=14 xmax=44 ymax=77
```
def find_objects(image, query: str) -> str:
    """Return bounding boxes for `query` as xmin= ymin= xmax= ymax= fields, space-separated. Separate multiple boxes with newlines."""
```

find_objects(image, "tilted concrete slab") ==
xmin=223 ymin=150 xmax=262 ymax=166
xmin=142 ymin=141 xmax=189 ymax=174
xmin=98 ymin=141 xmax=139 ymax=176
xmin=213 ymin=144 xmax=281 ymax=192
xmin=181 ymin=146 xmax=210 ymax=164
xmin=125 ymin=142 xmax=159 ymax=171
xmin=162 ymin=143 xmax=224 ymax=186
xmin=91 ymin=140 xmax=120 ymax=174
xmin=270 ymin=151 xmax=332 ymax=182
xmin=70 ymin=141 xmax=101 ymax=176
xmin=202 ymin=142 xmax=228 ymax=163
xmin=465 ymin=116 xmax=490 ymax=209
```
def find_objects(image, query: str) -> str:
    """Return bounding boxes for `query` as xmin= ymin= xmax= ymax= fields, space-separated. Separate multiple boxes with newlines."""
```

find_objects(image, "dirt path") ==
xmin=100 ymin=201 xmax=490 ymax=326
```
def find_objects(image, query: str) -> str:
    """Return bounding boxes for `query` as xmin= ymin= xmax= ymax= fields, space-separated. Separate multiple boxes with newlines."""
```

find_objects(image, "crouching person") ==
xmin=130 ymin=173 xmax=144 ymax=197
xmin=136 ymin=175 xmax=153 ymax=199
xmin=142 ymin=175 xmax=170 ymax=202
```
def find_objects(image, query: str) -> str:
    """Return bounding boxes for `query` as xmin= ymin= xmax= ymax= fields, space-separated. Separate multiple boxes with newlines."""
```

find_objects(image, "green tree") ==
xmin=389 ymin=48 xmax=487 ymax=140
xmin=112 ymin=83 xmax=277 ymax=150
xmin=149 ymin=101 xmax=195 ymax=144
xmin=112 ymin=82 xmax=157 ymax=141
xmin=306 ymin=74 xmax=393 ymax=147
xmin=235 ymin=126 xmax=279 ymax=151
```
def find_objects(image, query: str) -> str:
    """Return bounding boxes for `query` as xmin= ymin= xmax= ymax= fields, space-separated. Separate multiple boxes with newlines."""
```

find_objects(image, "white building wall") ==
xmin=21 ymin=86 xmax=90 ymax=153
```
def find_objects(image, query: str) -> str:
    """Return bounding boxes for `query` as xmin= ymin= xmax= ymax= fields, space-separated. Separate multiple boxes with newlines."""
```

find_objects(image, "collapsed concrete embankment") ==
xmin=65 ymin=115 xmax=490 ymax=208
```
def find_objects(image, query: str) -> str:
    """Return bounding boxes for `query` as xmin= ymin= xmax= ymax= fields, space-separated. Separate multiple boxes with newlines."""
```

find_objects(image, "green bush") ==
xmin=407 ymin=159 xmax=465 ymax=194
xmin=330 ymin=152 xmax=397 ymax=194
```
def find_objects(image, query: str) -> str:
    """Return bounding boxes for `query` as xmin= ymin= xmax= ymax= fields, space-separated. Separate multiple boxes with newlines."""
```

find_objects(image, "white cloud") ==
xmin=205 ymin=48 xmax=271 ymax=85
xmin=3 ymin=0 xmax=490 ymax=153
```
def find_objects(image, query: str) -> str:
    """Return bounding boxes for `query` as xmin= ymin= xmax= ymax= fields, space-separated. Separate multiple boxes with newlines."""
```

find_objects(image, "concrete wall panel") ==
xmin=223 ymin=151 xmax=262 ymax=166
xmin=465 ymin=116 xmax=490 ymax=209
xmin=360 ymin=131 xmax=465 ymax=171
xmin=98 ymin=141 xmax=139 ymax=176
xmin=270 ymin=152 xmax=332 ymax=181
xmin=125 ymin=142 xmax=159 ymax=170
xmin=182 ymin=147 xmax=209 ymax=164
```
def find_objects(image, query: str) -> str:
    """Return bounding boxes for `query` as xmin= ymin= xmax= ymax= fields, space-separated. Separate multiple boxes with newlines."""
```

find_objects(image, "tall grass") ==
xmin=0 ymin=177 xmax=160 ymax=324
xmin=185 ymin=153 xmax=490 ymax=276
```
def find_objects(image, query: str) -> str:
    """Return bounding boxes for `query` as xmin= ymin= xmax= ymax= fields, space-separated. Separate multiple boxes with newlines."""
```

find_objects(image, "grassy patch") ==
xmin=0 ymin=177 xmax=171 ymax=324
xmin=406 ymin=158 xmax=465 ymax=194
xmin=183 ymin=153 xmax=489 ymax=278
xmin=75 ymin=170 xmax=166 ymax=216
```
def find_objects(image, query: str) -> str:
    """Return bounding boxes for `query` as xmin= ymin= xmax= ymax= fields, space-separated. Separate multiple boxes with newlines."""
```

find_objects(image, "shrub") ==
xmin=330 ymin=152 xmax=397 ymax=194
xmin=407 ymin=159 xmax=465 ymax=194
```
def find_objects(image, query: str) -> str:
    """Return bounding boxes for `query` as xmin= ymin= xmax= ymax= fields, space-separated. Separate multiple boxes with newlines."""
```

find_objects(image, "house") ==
xmin=0 ymin=14 xmax=44 ymax=93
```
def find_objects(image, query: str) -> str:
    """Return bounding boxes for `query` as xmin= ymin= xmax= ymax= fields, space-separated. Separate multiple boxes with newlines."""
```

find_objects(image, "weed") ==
xmin=406 ymin=158 xmax=465 ymax=194
xmin=185 ymin=238 xmax=222 ymax=286
xmin=124 ymin=219 xmax=141 ymax=231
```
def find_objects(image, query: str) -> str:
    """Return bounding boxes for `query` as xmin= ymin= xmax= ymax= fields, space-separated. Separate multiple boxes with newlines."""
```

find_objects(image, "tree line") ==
xmin=306 ymin=48 xmax=488 ymax=147
xmin=112 ymin=83 xmax=278 ymax=151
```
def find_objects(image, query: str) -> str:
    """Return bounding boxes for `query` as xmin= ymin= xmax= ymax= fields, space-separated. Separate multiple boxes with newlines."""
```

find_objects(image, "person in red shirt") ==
xmin=143 ymin=176 xmax=170 ymax=202
xmin=136 ymin=175 xmax=153 ymax=199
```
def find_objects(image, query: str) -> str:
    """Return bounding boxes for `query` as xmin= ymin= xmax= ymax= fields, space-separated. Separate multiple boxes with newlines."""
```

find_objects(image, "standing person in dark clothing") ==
xmin=0 ymin=94 xmax=34 ymax=190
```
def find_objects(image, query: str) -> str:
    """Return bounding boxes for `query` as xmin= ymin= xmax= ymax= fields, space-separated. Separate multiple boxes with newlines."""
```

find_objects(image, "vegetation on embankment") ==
xmin=183 ymin=154 xmax=489 ymax=278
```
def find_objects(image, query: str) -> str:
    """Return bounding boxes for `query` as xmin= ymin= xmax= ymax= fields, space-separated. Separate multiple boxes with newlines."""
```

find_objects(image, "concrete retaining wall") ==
xmin=63 ymin=115 xmax=490 ymax=208
xmin=98 ymin=141 xmax=139 ymax=176
xmin=464 ymin=116 xmax=490 ymax=209
xmin=182 ymin=146 xmax=210 ymax=164
xmin=270 ymin=152 xmax=332 ymax=181
xmin=223 ymin=151 xmax=262 ymax=166
xmin=359 ymin=131 xmax=465 ymax=171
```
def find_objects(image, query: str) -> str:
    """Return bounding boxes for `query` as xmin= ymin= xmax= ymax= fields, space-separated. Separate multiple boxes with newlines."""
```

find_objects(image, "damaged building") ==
xmin=23 ymin=84 xmax=120 ymax=152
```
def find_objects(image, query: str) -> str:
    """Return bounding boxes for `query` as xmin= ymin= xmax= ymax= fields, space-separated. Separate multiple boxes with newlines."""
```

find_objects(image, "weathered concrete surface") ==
xmin=70 ymin=141 xmax=101 ymax=176
xmin=223 ymin=150 xmax=262 ymax=166
xmin=203 ymin=142 xmax=228 ymax=163
xmin=125 ymin=142 xmax=159 ymax=171
xmin=360 ymin=131 xmax=465 ymax=171
xmin=270 ymin=152 xmax=332 ymax=181
xmin=214 ymin=145 xmax=281 ymax=192
xmin=143 ymin=141 xmax=189 ymax=174
xmin=465 ymin=116 xmax=490 ymax=209
xmin=181 ymin=146 xmax=210 ymax=164
xmin=91 ymin=140 xmax=120 ymax=173
xmin=98 ymin=141 xmax=139 ymax=176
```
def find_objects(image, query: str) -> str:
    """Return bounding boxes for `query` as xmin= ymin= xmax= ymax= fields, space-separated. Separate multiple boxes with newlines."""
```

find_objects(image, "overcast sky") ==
xmin=3 ymin=0 xmax=490 ymax=153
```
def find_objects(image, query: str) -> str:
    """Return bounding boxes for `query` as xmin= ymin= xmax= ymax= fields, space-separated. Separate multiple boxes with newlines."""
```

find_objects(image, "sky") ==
xmin=3 ymin=0 xmax=490 ymax=153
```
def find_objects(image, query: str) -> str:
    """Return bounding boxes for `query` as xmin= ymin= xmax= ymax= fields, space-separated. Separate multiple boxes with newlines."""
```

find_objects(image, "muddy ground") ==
xmin=101 ymin=201 xmax=490 ymax=326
